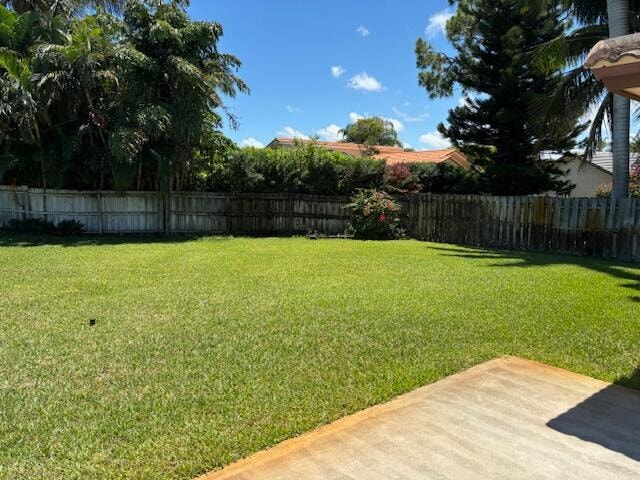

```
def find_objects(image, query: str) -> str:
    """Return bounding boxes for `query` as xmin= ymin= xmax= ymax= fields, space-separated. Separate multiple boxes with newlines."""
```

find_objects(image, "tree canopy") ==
xmin=0 ymin=0 xmax=247 ymax=191
xmin=340 ymin=117 xmax=401 ymax=155
xmin=416 ymin=0 xmax=584 ymax=195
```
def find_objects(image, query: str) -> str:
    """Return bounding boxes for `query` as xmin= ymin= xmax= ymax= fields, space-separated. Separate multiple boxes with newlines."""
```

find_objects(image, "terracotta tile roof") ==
xmin=268 ymin=138 xmax=471 ymax=169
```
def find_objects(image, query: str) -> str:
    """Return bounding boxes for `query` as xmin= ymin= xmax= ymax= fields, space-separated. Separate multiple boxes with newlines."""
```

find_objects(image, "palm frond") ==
xmin=0 ymin=47 xmax=31 ymax=86
xmin=533 ymin=24 xmax=608 ymax=73
xmin=583 ymin=93 xmax=612 ymax=160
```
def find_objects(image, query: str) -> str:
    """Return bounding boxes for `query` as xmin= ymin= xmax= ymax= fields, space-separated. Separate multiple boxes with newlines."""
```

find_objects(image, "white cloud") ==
xmin=426 ymin=9 xmax=454 ymax=38
xmin=392 ymin=106 xmax=429 ymax=123
xmin=347 ymin=72 xmax=384 ymax=92
xmin=331 ymin=65 xmax=346 ymax=78
xmin=356 ymin=25 xmax=370 ymax=37
xmin=384 ymin=117 xmax=404 ymax=133
xmin=276 ymin=126 xmax=310 ymax=140
xmin=419 ymin=130 xmax=451 ymax=149
xmin=403 ymin=143 xmax=413 ymax=150
xmin=286 ymin=105 xmax=301 ymax=113
xmin=316 ymin=124 xmax=344 ymax=142
xmin=349 ymin=112 xmax=365 ymax=123
xmin=240 ymin=137 xmax=264 ymax=148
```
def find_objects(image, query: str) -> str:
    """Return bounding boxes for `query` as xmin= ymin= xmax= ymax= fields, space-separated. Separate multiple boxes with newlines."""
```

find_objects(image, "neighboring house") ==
xmin=560 ymin=156 xmax=612 ymax=197
xmin=546 ymin=152 xmax=637 ymax=197
xmin=588 ymin=151 xmax=638 ymax=174
xmin=267 ymin=138 xmax=472 ymax=170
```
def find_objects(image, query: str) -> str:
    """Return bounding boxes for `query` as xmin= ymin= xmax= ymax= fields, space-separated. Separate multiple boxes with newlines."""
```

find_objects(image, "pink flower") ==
xmin=378 ymin=214 xmax=387 ymax=222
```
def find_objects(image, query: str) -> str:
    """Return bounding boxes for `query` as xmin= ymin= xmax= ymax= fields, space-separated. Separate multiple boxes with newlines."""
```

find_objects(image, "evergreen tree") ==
xmin=416 ymin=0 xmax=583 ymax=195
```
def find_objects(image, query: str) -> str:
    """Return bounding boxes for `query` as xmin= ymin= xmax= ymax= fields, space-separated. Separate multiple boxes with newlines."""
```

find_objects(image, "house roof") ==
xmin=589 ymin=151 xmax=638 ymax=174
xmin=541 ymin=151 xmax=637 ymax=175
xmin=585 ymin=33 xmax=640 ymax=69
xmin=267 ymin=138 xmax=471 ymax=169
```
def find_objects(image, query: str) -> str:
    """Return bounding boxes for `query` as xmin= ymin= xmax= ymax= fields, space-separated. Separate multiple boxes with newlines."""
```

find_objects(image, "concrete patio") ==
xmin=199 ymin=357 xmax=640 ymax=480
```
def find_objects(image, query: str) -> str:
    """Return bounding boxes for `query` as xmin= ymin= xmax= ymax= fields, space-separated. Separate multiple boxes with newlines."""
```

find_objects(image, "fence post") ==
xmin=22 ymin=186 xmax=30 ymax=220
xmin=226 ymin=195 xmax=232 ymax=235
xmin=288 ymin=193 xmax=294 ymax=235
xmin=97 ymin=191 xmax=103 ymax=235
xmin=42 ymin=187 xmax=47 ymax=221
xmin=164 ymin=191 xmax=170 ymax=235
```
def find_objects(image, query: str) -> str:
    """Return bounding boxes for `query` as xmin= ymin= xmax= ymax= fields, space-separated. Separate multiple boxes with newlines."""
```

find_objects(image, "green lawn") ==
xmin=1 ymin=235 xmax=639 ymax=479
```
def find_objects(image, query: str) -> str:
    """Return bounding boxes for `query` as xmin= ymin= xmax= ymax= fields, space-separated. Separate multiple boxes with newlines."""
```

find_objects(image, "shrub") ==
xmin=5 ymin=218 xmax=56 ymax=234
xmin=4 ymin=218 xmax=86 ymax=235
xmin=595 ymin=183 xmax=612 ymax=198
xmin=193 ymin=142 xmax=386 ymax=195
xmin=188 ymin=141 xmax=480 ymax=196
xmin=384 ymin=163 xmax=420 ymax=193
xmin=349 ymin=189 xmax=402 ymax=240
xmin=56 ymin=219 xmax=86 ymax=236
xmin=410 ymin=162 xmax=481 ymax=194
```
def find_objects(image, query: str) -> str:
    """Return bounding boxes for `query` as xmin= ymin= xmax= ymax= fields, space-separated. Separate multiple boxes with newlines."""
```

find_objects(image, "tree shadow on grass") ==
xmin=0 ymin=233 xmax=227 ymax=248
xmin=546 ymin=367 xmax=640 ymax=462
xmin=428 ymin=244 xmax=640 ymax=303
xmin=429 ymin=244 xmax=640 ymax=459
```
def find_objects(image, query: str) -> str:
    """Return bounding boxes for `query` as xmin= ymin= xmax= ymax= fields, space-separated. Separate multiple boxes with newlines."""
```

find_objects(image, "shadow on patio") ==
xmin=546 ymin=367 xmax=640 ymax=462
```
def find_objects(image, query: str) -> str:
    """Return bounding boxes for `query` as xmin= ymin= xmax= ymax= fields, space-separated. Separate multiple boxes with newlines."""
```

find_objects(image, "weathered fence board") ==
xmin=402 ymin=194 xmax=640 ymax=262
xmin=0 ymin=187 xmax=352 ymax=237
xmin=1 ymin=186 xmax=639 ymax=262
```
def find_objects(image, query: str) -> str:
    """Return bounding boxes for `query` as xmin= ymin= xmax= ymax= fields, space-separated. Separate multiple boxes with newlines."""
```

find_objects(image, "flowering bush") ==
xmin=595 ymin=183 xmax=612 ymax=198
xmin=384 ymin=163 xmax=420 ymax=193
xmin=595 ymin=160 xmax=640 ymax=198
xmin=348 ymin=189 xmax=402 ymax=239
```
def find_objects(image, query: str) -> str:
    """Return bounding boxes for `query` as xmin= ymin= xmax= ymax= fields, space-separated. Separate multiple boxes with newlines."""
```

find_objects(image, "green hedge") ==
xmin=190 ymin=143 xmax=480 ymax=196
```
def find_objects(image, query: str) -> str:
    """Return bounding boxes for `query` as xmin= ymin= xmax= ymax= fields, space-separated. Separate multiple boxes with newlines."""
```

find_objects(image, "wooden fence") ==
xmin=404 ymin=195 xmax=640 ymax=262
xmin=0 ymin=187 xmax=351 ymax=236
xmin=1 ymin=186 xmax=639 ymax=262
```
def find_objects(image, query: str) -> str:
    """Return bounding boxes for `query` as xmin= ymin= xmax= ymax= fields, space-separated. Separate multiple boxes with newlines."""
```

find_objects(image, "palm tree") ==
xmin=33 ymin=15 xmax=117 ymax=187
xmin=0 ymin=6 xmax=46 ymax=186
xmin=0 ymin=2 xmax=112 ymax=188
xmin=534 ymin=0 xmax=637 ymax=197
xmin=607 ymin=0 xmax=631 ymax=199
xmin=1 ymin=0 xmax=125 ymax=14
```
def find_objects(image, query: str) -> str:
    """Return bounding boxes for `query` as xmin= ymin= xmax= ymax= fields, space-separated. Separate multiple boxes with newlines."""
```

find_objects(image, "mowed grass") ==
xmin=1 ymin=235 xmax=639 ymax=479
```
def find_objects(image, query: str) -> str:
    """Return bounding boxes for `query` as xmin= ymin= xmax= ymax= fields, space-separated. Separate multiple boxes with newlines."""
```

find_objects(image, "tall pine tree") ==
xmin=416 ymin=0 xmax=583 ymax=195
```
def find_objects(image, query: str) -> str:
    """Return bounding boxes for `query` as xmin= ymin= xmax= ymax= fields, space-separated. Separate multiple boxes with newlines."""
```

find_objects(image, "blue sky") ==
xmin=188 ymin=0 xmax=461 ymax=150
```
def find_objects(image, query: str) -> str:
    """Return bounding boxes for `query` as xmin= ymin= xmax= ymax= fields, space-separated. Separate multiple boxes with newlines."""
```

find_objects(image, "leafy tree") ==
xmin=0 ymin=3 xmax=71 ymax=188
xmin=0 ymin=0 xmax=125 ymax=14
xmin=340 ymin=116 xmax=401 ymax=155
xmin=416 ymin=0 xmax=582 ymax=195
xmin=35 ymin=14 xmax=118 ymax=188
xmin=106 ymin=0 xmax=248 ymax=191
xmin=0 ymin=0 xmax=247 ymax=191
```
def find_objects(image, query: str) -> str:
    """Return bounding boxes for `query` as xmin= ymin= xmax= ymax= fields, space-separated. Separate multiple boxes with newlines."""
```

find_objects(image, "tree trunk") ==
xmin=608 ymin=0 xmax=631 ymax=199
xmin=136 ymin=160 xmax=142 ymax=190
